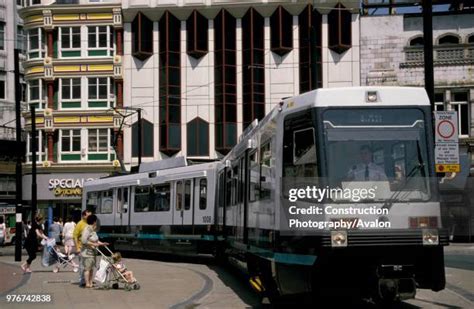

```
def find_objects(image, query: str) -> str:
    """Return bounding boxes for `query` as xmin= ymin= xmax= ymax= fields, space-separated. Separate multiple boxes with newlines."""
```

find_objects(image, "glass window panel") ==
xmin=184 ymin=180 xmax=191 ymax=210
xmin=461 ymin=104 xmax=469 ymax=135
xmin=176 ymin=181 xmax=183 ymax=210
xmin=453 ymin=92 xmax=468 ymax=102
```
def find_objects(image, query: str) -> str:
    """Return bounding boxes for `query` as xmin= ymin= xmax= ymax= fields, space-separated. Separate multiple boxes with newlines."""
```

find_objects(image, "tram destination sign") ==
xmin=434 ymin=111 xmax=460 ymax=173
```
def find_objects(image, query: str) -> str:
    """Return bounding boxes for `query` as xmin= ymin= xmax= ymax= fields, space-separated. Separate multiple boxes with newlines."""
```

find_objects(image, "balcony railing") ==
xmin=402 ymin=44 xmax=474 ymax=67
xmin=0 ymin=127 xmax=26 ymax=142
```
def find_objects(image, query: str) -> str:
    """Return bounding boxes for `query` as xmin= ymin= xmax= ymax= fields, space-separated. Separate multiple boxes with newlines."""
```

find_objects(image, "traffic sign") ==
xmin=434 ymin=111 xmax=460 ymax=172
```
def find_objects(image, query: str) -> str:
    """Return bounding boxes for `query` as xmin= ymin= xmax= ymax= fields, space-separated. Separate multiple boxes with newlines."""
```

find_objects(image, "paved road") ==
xmin=0 ymin=245 xmax=473 ymax=308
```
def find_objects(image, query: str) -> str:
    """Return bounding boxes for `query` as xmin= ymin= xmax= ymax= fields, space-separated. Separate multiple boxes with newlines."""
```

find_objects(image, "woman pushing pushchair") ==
xmin=81 ymin=214 xmax=108 ymax=288
xmin=94 ymin=246 xmax=140 ymax=291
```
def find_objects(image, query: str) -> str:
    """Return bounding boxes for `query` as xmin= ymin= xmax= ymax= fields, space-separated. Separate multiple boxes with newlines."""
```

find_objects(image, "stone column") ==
xmin=116 ymin=28 xmax=123 ymax=56
xmin=47 ymin=81 xmax=54 ymax=109
xmin=47 ymin=131 xmax=54 ymax=162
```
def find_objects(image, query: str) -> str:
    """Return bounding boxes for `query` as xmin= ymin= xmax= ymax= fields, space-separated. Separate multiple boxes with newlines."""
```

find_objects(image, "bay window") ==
xmin=88 ymin=128 xmax=113 ymax=161
xmin=61 ymin=129 xmax=81 ymax=161
xmin=27 ymin=130 xmax=47 ymax=163
xmin=28 ymin=79 xmax=45 ymax=110
xmin=88 ymin=26 xmax=113 ymax=56
xmin=88 ymin=77 xmax=114 ymax=108
xmin=60 ymin=27 xmax=81 ymax=57
xmin=27 ymin=28 xmax=45 ymax=59
xmin=60 ymin=78 xmax=81 ymax=109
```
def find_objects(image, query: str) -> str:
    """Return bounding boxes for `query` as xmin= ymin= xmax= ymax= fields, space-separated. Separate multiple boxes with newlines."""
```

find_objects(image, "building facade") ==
xmin=360 ymin=9 xmax=474 ymax=240
xmin=18 ymin=0 xmax=123 ymax=220
xmin=121 ymin=0 xmax=361 ymax=165
xmin=0 ymin=0 xmax=25 ymax=205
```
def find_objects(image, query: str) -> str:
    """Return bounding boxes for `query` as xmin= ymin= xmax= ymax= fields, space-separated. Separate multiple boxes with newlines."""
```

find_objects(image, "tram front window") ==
xmin=324 ymin=126 xmax=430 ymax=202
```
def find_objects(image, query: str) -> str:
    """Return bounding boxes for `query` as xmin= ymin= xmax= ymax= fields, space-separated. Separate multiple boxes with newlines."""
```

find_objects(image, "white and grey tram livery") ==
xmin=82 ymin=159 xmax=221 ymax=255
xmin=217 ymin=87 xmax=447 ymax=302
xmin=84 ymin=87 xmax=448 ymax=303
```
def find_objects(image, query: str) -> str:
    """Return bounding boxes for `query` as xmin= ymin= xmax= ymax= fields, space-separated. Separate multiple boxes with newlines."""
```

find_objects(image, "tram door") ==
xmin=115 ymin=187 xmax=130 ymax=228
xmin=173 ymin=180 xmax=193 ymax=226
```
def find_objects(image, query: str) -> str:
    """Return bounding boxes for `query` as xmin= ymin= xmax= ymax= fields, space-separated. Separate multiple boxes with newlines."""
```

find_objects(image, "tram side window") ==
xmin=283 ymin=125 xmax=317 ymax=177
xmin=260 ymin=141 xmax=272 ymax=200
xmin=153 ymin=184 xmax=170 ymax=211
xmin=176 ymin=181 xmax=183 ymax=211
xmin=86 ymin=192 xmax=99 ymax=211
xmin=184 ymin=180 xmax=191 ymax=210
xmin=226 ymin=169 xmax=232 ymax=206
xmin=249 ymin=151 xmax=259 ymax=202
xmin=99 ymin=190 xmax=113 ymax=214
xmin=218 ymin=172 xmax=224 ymax=208
xmin=135 ymin=186 xmax=151 ymax=212
xmin=199 ymin=179 xmax=207 ymax=210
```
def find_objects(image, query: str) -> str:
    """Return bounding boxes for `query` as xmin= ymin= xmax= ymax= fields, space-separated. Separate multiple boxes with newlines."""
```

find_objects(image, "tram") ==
xmin=218 ymin=86 xmax=447 ymax=302
xmin=83 ymin=87 xmax=448 ymax=303
xmin=82 ymin=158 xmax=221 ymax=255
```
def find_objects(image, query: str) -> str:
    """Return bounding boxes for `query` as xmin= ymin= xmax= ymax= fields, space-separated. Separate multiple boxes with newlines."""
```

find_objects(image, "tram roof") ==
xmin=225 ymin=86 xmax=430 ymax=161
xmin=285 ymin=86 xmax=430 ymax=110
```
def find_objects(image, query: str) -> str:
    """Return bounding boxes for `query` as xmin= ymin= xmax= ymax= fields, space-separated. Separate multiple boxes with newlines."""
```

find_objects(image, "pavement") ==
xmin=0 ymin=244 xmax=473 ymax=308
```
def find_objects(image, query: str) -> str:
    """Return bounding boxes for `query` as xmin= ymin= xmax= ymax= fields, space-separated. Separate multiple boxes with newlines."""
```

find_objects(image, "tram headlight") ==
xmin=422 ymin=229 xmax=439 ymax=246
xmin=331 ymin=230 xmax=347 ymax=248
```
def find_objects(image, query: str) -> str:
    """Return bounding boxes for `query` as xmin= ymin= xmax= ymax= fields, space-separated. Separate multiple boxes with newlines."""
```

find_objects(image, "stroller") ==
xmin=94 ymin=246 xmax=140 ymax=291
xmin=42 ymin=238 xmax=79 ymax=273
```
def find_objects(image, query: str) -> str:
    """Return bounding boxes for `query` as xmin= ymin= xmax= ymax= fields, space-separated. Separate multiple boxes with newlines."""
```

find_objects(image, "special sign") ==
xmin=48 ymin=178 xmax=93 ymax=197
xmin=434 ymin=111 xmax=460 ymax=173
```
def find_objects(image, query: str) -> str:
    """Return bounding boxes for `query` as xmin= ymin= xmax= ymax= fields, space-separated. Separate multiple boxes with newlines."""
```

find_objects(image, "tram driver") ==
xmin=346 ymin=145 xmax=388 ymax=182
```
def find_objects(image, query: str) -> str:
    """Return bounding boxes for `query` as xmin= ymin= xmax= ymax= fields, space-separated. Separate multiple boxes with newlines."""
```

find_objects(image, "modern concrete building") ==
xmin=121 ymin=0 xmax=361 ymax=165
xmin=18 ymin=0 xmax=123 ymax=220
xmin=360 ymin=6 xmax=474 ymax=241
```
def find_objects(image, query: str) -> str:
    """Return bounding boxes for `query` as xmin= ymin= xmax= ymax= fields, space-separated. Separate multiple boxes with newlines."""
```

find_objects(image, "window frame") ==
xmin=450 ymin=91 xmax=470 ymax=138
xmin=26 ymin=130 xmax=47 ymax=163
xmin=0 ymin=79 xmax=5 ymax=100
xmin=59 ymin=26 xmax=82 ymax=58
xmin=60 ymin=129 xmax=82 ymax=162
xmin=87 ymin=25 xmax=113 ymax=56
xmin=60 ymin=78 xmax=82 ymax=109
xmin=28 ymin=79 xmax=46 ymax=110
xmin=0 ymin=22 xmax=4 ymax=51
xmin=27 ymin=28 xmax=45 ymax=60
xmin=87 ymin=77 xmax=114 ymax=108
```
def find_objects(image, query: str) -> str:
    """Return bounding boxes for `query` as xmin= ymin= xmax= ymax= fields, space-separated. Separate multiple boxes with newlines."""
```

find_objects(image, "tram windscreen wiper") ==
xmin=382 ymin=140 xmax=425 ymax=210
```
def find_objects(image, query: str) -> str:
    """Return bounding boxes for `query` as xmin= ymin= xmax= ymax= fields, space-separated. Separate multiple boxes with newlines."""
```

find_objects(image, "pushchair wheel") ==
xmin=133 ymin=283 xmax=140 ymax=290
xmin=112 ymin=283 xmax=119 ymax=290
xmin=73 ymin=267 xmax=79 ymax=273
xmin=125 ymin=284 xmax=132 ymax=291
xmin=53 ymin=267 xmax=59 ymax=273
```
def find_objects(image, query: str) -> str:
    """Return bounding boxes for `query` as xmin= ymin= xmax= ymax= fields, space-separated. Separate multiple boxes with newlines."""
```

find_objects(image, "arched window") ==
xmin=468 ymin=34 xmax=474 ymax=44
xmin=409 ymin=36 xmax=424 ymax=47
xmin=438 ymin=34 xmax=459 ymax=45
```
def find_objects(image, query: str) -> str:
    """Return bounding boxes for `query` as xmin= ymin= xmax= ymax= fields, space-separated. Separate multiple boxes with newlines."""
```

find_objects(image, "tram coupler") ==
xmin=377 ymin=264 xmax=416 ymax=301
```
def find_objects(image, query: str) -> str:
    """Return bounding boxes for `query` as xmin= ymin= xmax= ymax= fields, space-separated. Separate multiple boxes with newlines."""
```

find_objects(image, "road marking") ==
xmin=446 ymin=283 xmax=474 ymax=305
xmin=169 ymin=268 xmax=213 ymax=309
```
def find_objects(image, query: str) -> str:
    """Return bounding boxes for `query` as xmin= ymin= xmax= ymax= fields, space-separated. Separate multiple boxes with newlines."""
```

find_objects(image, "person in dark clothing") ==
xmin=21 ymin=215 xmax=48 ymax=273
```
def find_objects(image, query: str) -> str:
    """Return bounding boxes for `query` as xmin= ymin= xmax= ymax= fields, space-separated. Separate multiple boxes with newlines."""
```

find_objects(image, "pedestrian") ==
xmin=59 ymin=217 xmax=64 ymax=228
xmin=62 ymin=216 xmax=76 ymax=257
xmin=81 ymin=215 xmax=108 ymax=288
xmin=73 ymin=210 xmax=91 ymax=287
xmin=0 ymin=217 xmax=5 ymax=247
xmin=49 ymin=217 xmax=62 ymax=245
xmin=21 ymin=215 xmax=48 ymax=273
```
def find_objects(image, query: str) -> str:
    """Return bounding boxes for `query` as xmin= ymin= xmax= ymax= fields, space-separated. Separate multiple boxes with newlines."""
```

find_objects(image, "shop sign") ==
xmin=48 ymin=178 xmax=94 ymax=197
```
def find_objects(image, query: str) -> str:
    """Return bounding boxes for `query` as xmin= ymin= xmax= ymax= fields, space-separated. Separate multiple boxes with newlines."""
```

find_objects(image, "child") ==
xmin=112 ymin=252 xmax=136 ymax=283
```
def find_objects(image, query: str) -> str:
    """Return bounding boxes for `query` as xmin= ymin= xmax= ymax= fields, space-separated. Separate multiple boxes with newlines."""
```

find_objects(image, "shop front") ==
xmin=23 ymin=173 xmax=107 ymax=225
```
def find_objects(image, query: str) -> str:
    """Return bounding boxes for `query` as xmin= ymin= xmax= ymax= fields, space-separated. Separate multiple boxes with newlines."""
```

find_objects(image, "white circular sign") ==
xmin=437 ymin=120 xmax=455 ymax=139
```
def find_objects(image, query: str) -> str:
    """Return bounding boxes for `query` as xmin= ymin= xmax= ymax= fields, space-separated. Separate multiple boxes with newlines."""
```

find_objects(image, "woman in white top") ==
xmin=62 ymin=216 xmax=76 ymax=256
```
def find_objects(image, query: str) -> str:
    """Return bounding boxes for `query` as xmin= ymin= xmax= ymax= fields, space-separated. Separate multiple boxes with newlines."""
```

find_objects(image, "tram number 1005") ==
xmin=202 ymin=216 xmax=212 ymax=223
